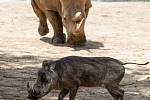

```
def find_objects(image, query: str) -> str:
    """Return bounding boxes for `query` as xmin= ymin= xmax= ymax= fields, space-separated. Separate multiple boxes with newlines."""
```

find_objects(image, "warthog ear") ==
xmin=42 ymin=60 xmax=56 ymax=72
xmin=42 ymin=60 xmax=50 ymax=67
xmin=42 ymin=60 xmax=54 ymax=67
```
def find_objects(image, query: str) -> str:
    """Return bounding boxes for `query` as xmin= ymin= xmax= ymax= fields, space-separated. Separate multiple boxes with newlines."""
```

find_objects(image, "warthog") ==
xmin=27 ymin=56 xmax=149 ymax=100
xmin=31 ymin=0 xmax=92 ymax=45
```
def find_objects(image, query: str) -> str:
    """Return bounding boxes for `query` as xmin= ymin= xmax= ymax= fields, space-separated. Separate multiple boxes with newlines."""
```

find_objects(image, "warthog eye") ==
xmin=40 ymin=73 xmax=48 ymax=83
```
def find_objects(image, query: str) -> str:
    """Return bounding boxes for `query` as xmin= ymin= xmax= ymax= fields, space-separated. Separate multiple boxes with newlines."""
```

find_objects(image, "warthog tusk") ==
xmin=27 ymin=82 xmax=30 ymax=91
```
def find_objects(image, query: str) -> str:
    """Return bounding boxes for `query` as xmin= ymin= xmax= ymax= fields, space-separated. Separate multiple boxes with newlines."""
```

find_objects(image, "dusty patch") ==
xmin=0 ymin=1 xmax=150 ymax=100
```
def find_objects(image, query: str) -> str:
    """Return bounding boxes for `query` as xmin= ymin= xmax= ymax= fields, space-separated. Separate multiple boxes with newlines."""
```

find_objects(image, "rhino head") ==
xmin=27 ymin=61 xmax=58 ymax=100
xmin=60 ymin=0 xmax=91 ymax=45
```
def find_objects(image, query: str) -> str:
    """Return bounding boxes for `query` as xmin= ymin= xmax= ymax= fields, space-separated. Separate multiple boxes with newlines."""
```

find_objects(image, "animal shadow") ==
xmin=40 ymin=37 xmax=104 ymax=52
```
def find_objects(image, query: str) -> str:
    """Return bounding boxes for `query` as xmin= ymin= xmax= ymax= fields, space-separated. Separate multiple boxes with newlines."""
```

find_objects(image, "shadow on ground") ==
xmin=0 ymin=53 xmax=42 ymax=67
xmin=0 ymin=67 xmax=150 ymax=100
xmin=0 ymin=53 xmax=150 ymax=100
xmin=0 ymin=52 xmax=45 ymax=100
xmin=0 ymin=67 xmax=37 ymax=100
xmin=40 ymin=37 xmax=104 ymax=52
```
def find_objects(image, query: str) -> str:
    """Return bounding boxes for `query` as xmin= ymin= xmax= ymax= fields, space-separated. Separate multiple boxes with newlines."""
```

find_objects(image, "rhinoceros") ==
xmin=31 ymin=0 xmax=92 ymax=45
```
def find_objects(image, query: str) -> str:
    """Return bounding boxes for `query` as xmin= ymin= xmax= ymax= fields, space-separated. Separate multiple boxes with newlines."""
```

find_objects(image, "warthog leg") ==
xmin=69 ymin=85 xmax=79 ymax=100
xmin=58 ymin=88 xmax=69 ymax=100
xmin=105 ymin=83 xmax=124 ymax=100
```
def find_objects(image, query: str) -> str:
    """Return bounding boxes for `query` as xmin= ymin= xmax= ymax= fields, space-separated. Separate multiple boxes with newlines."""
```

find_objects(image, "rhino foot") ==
xmin=52 ymin=33 xmax=66 ymax=44
xmin=38 ymin=25 xmax=49 ymax=36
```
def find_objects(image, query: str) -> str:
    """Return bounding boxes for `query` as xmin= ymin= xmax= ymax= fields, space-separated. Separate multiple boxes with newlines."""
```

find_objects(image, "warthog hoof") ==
xmin=52 ymin=34 xmax=66 ymax=44
xmin=38 ymin=25 xmax=49 ymax=36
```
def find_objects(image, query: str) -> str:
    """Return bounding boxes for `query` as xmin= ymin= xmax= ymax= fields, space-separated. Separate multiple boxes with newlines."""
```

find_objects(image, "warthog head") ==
xmin=27 ymin=60 xmax=58 ymax=100
xmin=60 ymin=0 xmax=91 ymax=45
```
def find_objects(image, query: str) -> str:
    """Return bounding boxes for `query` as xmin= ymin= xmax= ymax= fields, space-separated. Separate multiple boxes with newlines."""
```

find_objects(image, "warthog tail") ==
xmin=123 ymin=62 xmax=149 ymax=65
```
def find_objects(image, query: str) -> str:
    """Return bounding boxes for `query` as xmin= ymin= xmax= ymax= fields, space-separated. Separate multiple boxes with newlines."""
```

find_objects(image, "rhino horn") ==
xmin=76 ymin=18 xmax=84 ymax=32
xmin=72 ymin=12 xmax=83 ymax=22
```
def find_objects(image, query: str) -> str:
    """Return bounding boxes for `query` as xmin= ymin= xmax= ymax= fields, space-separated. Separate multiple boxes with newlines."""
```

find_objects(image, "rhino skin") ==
xmin=27 ymin=56 xmax=126 ymax=100
xmin=31 ymin=0 xmax=92 ymax=45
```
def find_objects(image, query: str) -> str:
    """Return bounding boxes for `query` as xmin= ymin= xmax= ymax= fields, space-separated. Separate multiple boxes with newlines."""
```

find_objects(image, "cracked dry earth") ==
xmin=0 ymin=1 xmax=150 ymax=100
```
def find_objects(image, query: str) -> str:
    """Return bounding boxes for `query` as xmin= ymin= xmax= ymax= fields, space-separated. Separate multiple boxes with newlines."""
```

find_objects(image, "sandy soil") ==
xmin=0 ymin=1 xmax=150 ymax=100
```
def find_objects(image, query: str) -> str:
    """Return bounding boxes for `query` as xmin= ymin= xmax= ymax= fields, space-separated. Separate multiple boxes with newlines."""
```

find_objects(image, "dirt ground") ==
xmin=0 ymin=1 xmax=150 ymax=100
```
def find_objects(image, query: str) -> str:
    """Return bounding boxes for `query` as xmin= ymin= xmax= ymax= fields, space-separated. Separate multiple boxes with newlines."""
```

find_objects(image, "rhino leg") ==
xmin=58 ymin=89 xmax=69 ymax=100
xmin=31 ymin=0 xmax=49 ymax=36
xmin=46 ymin=11 xmax=66 ymax=44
